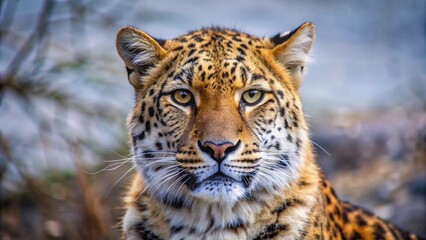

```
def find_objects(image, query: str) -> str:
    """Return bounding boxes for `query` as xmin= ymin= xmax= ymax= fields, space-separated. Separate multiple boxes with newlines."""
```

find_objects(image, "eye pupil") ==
xmin=248 ymin=91 xmax=256 ymax=98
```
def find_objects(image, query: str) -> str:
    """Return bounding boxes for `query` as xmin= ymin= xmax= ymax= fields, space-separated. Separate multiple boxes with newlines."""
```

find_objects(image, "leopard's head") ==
xmin=116 ymin=23 xmax=315 ymax=205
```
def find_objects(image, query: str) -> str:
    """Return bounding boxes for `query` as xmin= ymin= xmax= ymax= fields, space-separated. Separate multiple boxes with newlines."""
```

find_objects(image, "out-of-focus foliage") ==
xmin=0 ymin=0 xmax=130 ymax=238
xmin=0 ymin=0 xmax=424 ymax=239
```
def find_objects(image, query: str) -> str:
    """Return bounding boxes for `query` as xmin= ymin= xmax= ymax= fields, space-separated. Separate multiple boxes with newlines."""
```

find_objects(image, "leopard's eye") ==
xmin=171 ymin=89 xmax=193 ymax=106
xmin=241 ymin=90 xmax=264 ymax=106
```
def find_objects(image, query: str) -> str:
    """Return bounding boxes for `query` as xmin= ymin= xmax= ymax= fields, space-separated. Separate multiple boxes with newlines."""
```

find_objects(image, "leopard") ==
xmin=115 ymin=22 xmax=424 ymax=240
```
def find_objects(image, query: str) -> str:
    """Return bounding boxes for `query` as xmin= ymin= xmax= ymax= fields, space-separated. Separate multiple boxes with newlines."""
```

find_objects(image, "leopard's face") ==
xmin=117 ymin=24 xmax=315 ymax=205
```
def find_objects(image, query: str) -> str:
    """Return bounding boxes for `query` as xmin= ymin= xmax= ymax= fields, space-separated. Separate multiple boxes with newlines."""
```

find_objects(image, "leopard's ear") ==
xmin=116 ymin=26 xmax=167 ymax=89
xmin=270 ymin=22 xmax=315 ymax=89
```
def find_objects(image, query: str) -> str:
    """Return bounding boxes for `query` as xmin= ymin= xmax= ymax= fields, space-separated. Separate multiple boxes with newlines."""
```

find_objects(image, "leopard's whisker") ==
xmin=107 ymin=165 xmax=136 ymax=198
xmin=310 ymin=140 xmax=331 ymax=157
xmin=84 ymin=160 xmax=132 ymax=175
xmin=134 ymin=166 xmax=178 ymax=202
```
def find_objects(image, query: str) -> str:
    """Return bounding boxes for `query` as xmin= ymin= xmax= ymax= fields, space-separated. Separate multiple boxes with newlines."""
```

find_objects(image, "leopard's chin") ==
xmin=191 ymin=174 xmax=247 ymax=204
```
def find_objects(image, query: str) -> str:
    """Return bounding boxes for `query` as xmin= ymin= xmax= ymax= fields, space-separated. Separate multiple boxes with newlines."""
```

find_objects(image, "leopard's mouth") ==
xmin=180 ymin=170 xmax=253 ymax=196
xmin=204 ymin=172 xmax=233 ymax=182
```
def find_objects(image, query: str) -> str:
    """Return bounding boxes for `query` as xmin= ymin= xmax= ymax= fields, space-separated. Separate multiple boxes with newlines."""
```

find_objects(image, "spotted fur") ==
xmin=115 ymin=23 xmax=423 ymax=240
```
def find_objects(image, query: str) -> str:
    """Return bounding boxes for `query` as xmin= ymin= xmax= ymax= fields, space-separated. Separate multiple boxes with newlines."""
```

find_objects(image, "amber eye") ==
xmin=171 ymin=89 xmax=193 ymax=106
xmin=241 ymin=90 xmax=264 ymax=106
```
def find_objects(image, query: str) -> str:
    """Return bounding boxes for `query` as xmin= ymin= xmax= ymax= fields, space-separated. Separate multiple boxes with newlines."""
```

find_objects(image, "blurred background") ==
xmin=0 ymin=0 xmax=425 ymax=239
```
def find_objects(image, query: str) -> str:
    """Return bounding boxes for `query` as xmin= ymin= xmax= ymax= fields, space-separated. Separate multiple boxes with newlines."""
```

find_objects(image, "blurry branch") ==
xmin=0 ymin=0 xmax=124 ymax=238
xmin=0 ymin=132 xmax=11 ymax=185
xmin=71 ymin=145 xmax=110 ymax=239
xmin=1 ymin=75 xmax=118 ymax=120
xmin=408 ymin=76 xmax=426 ymax=110
xmin=1 ymin=0 xmax=54 ymax=80
xmin=0 ymin=0 xmax=19 ymax=43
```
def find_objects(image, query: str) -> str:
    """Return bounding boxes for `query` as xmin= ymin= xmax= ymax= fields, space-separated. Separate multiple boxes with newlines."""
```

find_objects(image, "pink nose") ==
xmin=198 ymin=141 xmax=240 ymax=163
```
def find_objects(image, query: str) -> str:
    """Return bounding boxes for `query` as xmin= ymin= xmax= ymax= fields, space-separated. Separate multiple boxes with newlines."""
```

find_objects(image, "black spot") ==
xmin=295 ymin=138 xmax=301 ymax=149
xmin=274 ymin=142 xmax=281 ymax=150
xmin=299 ymin=226 xmax=308 ymax=239
xmin=145 ymin=121 xmax=151 ymax=132
xmin=167 ymin=70 xmax=175 ymax=78
xmin=253 ymin=223 xmax=289 ymax=240
xmin=160 ymin=195 xmax=185 ymax=209
xmin=170 ymin=226 xmax=184 ymax=234
xmin=188 ymin=43 xmax=196 ymax=48
xmin=155 ymin=142 xmax=163 ymax=150
xmin=200 ymin=71 xmax=206 ymax=81
xmin=139 ymin=115 xmax=145 ymax=124
xmin=342 ymin=212 xmax=349 ymax=223
xmin=272 ymin=198 xmax=304 ymax=215
xmin=356 ymin=214 xmax=367 ymax=227
xmin=349 ymin=231 xmax=362 ymax=240
xmin=194 ymin=36 xmax=203 ymax=42
xmin=328 ymin=212 xmax=335 ymax=222
xmin=251 ymin=74 xmax=264 ymax=81
xmin=236 ymin=55 xmax=245 ymax=62
xmin=286 ymin=134 xmax=293 ymax=142
xmin=299 ymin=180 xmax=310 ymax=187
xmin=284 ymin=119 xmax=289 ymax=129
xmin=134 ymin=221 xmax=163 ymax=240
xmin=141 ymin=103 xmax=146 ymax=112
xmin=222 ymin=72 xmax=229 ymax=79
xmin=143 ymin=151 xmax=154 ymax=159
xmin=137 ymin=202 xmax=147 ymax=212
xmin=187 ymin=49 xmax=196 ymax=57
xmin=149 ymin=107 xmax=155 ymax=117
xmin=177 ymin=37 xmax=188 ymax=43
xmin=334 ymin=206 xmax=341 ymax=217
xmin=134 ymin=131 xmax=145 ymax=142
xmin=201 ymin=42 xmax=211 ymax=48
xmin=207 ymin=73 xmax=214 ymax=80
xmin=184 ymin=56 xmax=199 ymax=65
xmin=277 ymin=90 xmax=284 ymax=99
xmin=373 ymin=223 xmax=386 ymax=239
xmin=326 ymin=222 xmax=331 ymax=231
xmin=237 ymin=47 xmax=246 ymax=55
xmin=293 ymin=121 xmax=299 ymax=128
xmin=173 ymin=46 xmax=184 ymax=51
xmin=325 ymin=195 xmax=331 ymax=205
xmin=232 ymin=35 xmax=242 ymax=42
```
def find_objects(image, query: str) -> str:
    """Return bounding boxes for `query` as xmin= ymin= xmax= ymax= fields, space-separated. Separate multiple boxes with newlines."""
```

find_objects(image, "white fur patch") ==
xmin=123 ymin=206 xmax=142 ymax=233
xmin=276 ymin=26 xmax=315 ymax=67
xmin=119 ymin=31 xmax=157 ymax=66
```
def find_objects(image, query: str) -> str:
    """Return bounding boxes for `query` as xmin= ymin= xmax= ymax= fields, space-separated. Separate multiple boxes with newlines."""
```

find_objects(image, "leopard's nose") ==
xmin=198 ymin=140 xmax=241 ymax=163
